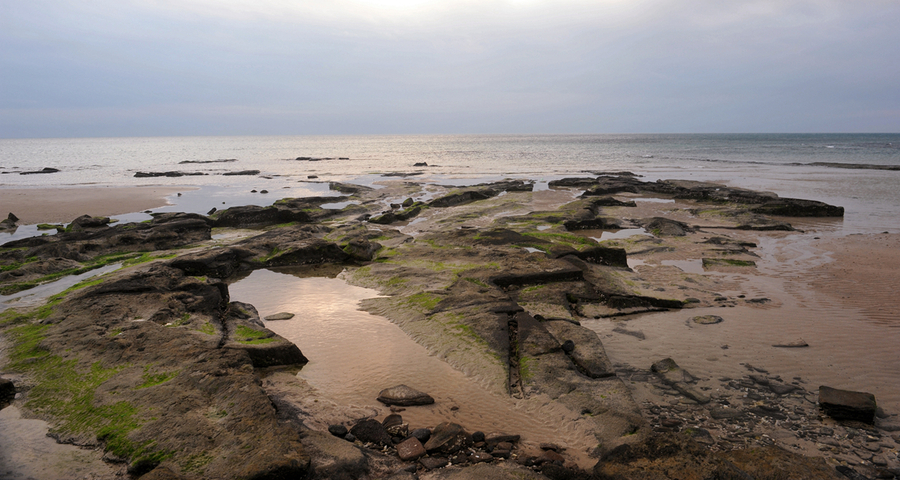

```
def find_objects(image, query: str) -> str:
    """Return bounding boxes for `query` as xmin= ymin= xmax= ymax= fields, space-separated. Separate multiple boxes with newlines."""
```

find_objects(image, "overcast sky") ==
xmin=1 ymin=0 xmax=898 ymax=137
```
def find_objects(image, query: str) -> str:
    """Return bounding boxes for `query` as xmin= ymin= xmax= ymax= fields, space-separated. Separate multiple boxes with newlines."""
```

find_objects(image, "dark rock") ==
xmin=134 ymin=171 xmax=205 ymax=178
xmin=410 ymin=428 xmax=431 ymax=444
xmin=769 ymin=383 xmax=799 ymax=395
xmin=561 ymin=340 xmax=575 ymax=353
xmin=20 ymin=167 xmax=60 ymax=175
xmin=709 ymin=408 xmax=743 ymax=420
xmin=568 ymin=246 xmax=628 ymax=267
xmin=749 ymin=374 xmax=769 ymax=386
xmin=644 ymin=217 xmax=693 ymax=236
xmin=264 ymin=312 xmax=295 ymax=321
xmin=549 ymin=177 xmax=599 ymax=188
xmin=69 ymin=214 xmax=111 ymax=231
xmin=491 ymin=267 xmax=584 ymax=288
xmin=0 ymin=377 xmax=15 ymax=408
xmin=207 ymin=207 xmax=217 ymax=215
xmin=7 ymin=212 xmax=18 ymax=222
xmin=397 ymin=437 xmax=426 ymax=461
xmin=344 ymin=433 xmax=356 ymax=442
xmin=773 ymin=339 xmax=809 ymax=348
xmin=423 ymin=422 xmax=470 ymax=454
xmin=377 ymin=385 xmax=435 ymax=406
xmin=751 ymin=199 xmax=844 ymax=217
xmin=382 ymin=413 xmax=403 ymax=428
xmin=328 ymin=424 xmax=348 ymax=437
xmin=413 ymin=162 xmax=428 ymax=167
xmin=222 ymin=170 xmax=261 ymax=176
xmin=485 ymin=434 xmax=520 ymax=447
xmin=350 ymin=419 xmax=393 ymax=446
xmin=471 ymin=431 xmax=485 ymax=443
xmin=819 ymin=386 xmax=877 ymax=424
xmin=419 ymin=456 xmax=449 ymax=470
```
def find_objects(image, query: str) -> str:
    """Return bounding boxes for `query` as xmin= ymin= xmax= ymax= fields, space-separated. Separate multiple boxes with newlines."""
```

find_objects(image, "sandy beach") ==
xmin=0 ymin=186 xmax=188 ymax=224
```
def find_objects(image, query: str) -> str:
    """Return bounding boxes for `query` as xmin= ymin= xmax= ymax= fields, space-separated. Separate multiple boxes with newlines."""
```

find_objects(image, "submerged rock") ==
xmin=377 ymin=385 xmax=435 ymax=406
xmin=264 ymin=312 xmax=295 ymax=321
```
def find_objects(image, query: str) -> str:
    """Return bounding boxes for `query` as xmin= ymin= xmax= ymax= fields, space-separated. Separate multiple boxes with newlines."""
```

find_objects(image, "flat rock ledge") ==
xmin=377 ymin=384 xmax=435 ymax=406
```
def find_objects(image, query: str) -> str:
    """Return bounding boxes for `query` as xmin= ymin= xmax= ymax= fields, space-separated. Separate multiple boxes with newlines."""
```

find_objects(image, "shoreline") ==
xmin=1 ymin=176 xmax=898 ymax=479
xmin=0 ymin=186 xmax=189 ymax=225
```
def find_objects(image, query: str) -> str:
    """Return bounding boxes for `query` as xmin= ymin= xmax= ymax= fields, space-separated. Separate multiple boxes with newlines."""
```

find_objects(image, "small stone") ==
xmin=661 ymin=418 xmax=683 ymax=428
xmin=260 ymin=190 xmax=268 ymax=194
xmin=396 ymin=437 xmax=426 ymax=461
xmin=471 ymin=431 xmax=485 ymax=443
xmin=328 ymin=424 xmax=348 ymax=437
xmin=539 ymin=443 xmax=560 ymax=452
xmin=419 ymin=456 xmax=448 ymax=470
xmin=492 ymin=450 xmax=511 ymax=459
xmin=382 ymin=414 xmax=403 ymax=428
xmin=470 ymin=452 xmax=493 ymax=463
xmin=263 ymin=312 xmax=295 ymax=321
xmin=561 ymin=340 xmax=575 ymax=353
xmin=770 ymin=383 xmax=798 ymax=395
xmin=344 ymin=433 xmax=356 ymax=442
xmin=538 ymin=450 xmax=565 ymax=465
xmin=410 ymin=428 xmax=431 ymax=444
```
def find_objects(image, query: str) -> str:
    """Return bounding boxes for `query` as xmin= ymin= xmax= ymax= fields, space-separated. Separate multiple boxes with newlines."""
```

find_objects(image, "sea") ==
xmin=2 ymin=133 xmax=899 ymax=234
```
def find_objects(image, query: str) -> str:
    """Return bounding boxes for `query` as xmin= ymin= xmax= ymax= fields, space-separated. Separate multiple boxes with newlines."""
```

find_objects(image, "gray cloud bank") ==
xmin=1 ymin=0 xmax=898 ymax=137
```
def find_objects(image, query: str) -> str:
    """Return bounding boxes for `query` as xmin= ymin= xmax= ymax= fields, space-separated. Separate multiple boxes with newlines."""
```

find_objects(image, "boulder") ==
xmin=377 ymin=385 xmax=435 ymax=406
xmin=819 ymin=386 xmax=877 ymax=424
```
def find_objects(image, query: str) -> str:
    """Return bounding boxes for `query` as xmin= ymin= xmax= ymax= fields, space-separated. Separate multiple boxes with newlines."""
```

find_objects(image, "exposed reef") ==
xmin=2 ymin=174 xmax=879 ymax=480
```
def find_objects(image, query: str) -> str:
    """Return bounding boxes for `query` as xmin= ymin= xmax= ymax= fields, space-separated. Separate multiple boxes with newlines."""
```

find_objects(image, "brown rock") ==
xmin=396 ymin=437 xmax=426 ymax=461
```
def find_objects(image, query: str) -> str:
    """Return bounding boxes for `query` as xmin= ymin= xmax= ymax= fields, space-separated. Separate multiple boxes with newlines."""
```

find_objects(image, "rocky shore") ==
xmin=1 ymin=174 xmax=897 ymax=479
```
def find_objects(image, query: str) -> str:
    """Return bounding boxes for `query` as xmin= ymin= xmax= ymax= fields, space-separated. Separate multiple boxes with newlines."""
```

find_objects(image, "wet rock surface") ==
xmin=0 ymin=177 xmax=864 ymax=479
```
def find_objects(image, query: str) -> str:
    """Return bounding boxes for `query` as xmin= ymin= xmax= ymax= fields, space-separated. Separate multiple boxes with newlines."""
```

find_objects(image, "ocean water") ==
xmin=2 ymin=134 xmax=899 ymax=233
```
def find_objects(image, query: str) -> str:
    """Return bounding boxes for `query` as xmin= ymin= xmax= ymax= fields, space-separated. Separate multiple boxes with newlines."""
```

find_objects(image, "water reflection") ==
xmin=227 ymin=267 xmax=600 ymax=465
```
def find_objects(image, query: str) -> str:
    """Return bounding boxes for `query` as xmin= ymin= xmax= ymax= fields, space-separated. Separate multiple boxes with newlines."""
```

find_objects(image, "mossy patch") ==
xmin=405 ymin=292 xmax=442 ymax=311
xmin=234 ymin=325 xmax=276 ymax=344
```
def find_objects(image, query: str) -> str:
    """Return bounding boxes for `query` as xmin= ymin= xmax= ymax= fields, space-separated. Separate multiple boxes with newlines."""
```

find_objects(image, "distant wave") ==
xmin=803 ymin=162 xmax=900 ymax=171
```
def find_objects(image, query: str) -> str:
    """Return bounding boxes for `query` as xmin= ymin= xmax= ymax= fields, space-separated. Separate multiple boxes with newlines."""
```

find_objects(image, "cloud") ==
xmin=1 ymin=0 xmax=898 ymax=136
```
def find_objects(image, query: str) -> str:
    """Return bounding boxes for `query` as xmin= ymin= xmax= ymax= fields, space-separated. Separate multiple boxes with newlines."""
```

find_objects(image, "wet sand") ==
xmin=0 ymin=186 xmax=188 ymax=224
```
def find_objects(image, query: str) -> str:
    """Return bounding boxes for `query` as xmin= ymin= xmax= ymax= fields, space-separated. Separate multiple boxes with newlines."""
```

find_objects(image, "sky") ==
xmin=1 ymin=0 xmax=899 ymax=137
